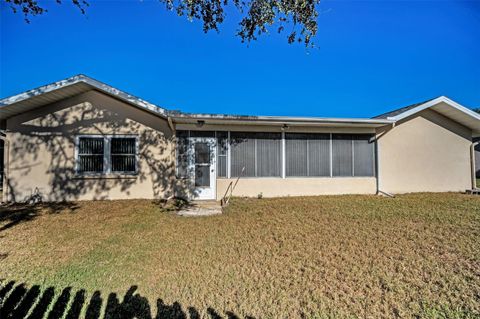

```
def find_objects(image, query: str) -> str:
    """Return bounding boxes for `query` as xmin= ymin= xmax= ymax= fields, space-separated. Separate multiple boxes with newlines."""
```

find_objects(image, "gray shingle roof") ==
xmin=373 ymin=98 xmax=437 ymax=119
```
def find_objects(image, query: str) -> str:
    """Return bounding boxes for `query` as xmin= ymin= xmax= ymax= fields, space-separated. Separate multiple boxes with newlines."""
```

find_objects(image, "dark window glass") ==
xmin=78 ymin=137 xmax=104 ymax=173
xmin=111 ymin=138 xmax=136 ymax=173
xmin=194 ymin=142 xmax=211 ymax=187
xmin=176 ymin=130 xmax=189 ymax=138
xmin=195 ymin=142 xmax=210 ymax=164
xmin=195 ymin=165 xmax=210 ymax=187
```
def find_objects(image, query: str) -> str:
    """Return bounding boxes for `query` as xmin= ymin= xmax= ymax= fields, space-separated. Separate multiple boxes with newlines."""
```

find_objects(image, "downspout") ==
xmin=471 ymin=141 xmax=479 ymax=190
xmin=167 ymin=116 xmax=175 ymax=134
xmin=375 ymin=123 xmax=395 ymax=198
xmin=0 ymin=130 xmax=8 ymax=203
xmin=167 ymin=116 xmax=177 ymax=199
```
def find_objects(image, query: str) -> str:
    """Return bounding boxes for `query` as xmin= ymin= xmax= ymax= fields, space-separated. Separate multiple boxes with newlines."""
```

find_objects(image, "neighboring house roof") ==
xmin=373 ymin=98 xmax=436 ymax=119
xmin=373 ymin=96 xmax=480 ymax=135
xmin=0 ymin=74 xmax=168 ymax=120
xmin=0 ymin=75 xmax=479 ymax=134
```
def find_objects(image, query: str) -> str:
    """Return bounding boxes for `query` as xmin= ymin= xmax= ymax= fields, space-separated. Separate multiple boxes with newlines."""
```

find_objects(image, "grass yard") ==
xmin=0 ymin=194 xmax=479 ymax=318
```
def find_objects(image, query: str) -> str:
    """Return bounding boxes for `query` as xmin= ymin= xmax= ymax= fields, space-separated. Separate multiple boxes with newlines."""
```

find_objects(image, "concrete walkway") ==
xmin=177 ymin=201 xmax=223 ymax=216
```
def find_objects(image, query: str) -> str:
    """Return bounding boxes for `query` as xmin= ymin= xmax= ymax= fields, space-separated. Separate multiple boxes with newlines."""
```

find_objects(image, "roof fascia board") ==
xmin=0 ymin=74 xmax=168 ymax=118
xmin=387 ymin=96 xmax=480 ymax=122
xmin=82 ymin=76 xmax=168 ymax=117
xmin=0 ymin=75 xmax=83 ymax=106
xmin=171 ymin=114 xmax=393 ymax=126
xmin=176 ymin=120 xmax=388 ymax=127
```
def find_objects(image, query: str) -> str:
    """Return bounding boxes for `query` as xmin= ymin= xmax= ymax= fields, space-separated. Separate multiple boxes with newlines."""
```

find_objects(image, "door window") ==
xmin=194 ymin=142 xmax=210 ymax=187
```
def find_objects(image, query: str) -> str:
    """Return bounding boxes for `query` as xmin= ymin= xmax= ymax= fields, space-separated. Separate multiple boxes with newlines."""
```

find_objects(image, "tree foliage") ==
xmin=4 ymin=0 xmax=321 ymax=46
xmin=4 ymin=0 xmax=88 ymax=22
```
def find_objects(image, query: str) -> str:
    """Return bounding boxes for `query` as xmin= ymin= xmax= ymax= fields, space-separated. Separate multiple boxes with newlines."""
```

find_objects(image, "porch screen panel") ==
xmin=78 ymin=137 xmax=104 ymax=173
xmin=256 ymin=133 xmax=281 ymax=177
xmin=216 ymin=131 xmax=228 ymax=178
xmin=353 ymin=135 xmax=375 ymax=176
xmin=230 ymin=132 xmax=255 ymax=177
xmin=285 ymin=134 xmax=307 ymax=176
xmin=308 ymin=134 xmax=330 ymax=176
xmin=286 ymin=133 xmax=330 ymax=177
xmin=176 ymin=130 xmax=189 ymax=178
xmin=230 ymin=132 xmax=281 ymax=177
xmin=332 ymin=134 xmax=353 ymax=176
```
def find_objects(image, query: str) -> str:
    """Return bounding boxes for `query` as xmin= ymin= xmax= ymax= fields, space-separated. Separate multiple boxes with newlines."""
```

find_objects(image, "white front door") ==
xmin=190 ymin=137 xmax=216 ymax=200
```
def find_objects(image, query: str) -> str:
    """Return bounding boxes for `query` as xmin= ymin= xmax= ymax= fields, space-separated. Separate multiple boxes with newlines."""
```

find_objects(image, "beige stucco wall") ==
xmin=4 ymin=91 xmax=474 ymax=202
xmin=217 ymin=177 xmax=377 ymax=199
xmin=4 ymin=90 xmax=179 ymax=202
xmin=376 ymin=109 xmax=472 ymax=194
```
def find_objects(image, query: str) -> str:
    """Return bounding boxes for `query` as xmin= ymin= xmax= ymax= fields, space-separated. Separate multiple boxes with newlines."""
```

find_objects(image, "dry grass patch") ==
xmin=0 ymin=193 xmax=479 ymax=318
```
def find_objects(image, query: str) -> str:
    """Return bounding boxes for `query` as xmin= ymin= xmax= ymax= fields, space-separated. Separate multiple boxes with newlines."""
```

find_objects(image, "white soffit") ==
xmin=0 ymin=75 xmax=167 ymax=120
xmin=386 ymin=96 xmax=480 ymax=134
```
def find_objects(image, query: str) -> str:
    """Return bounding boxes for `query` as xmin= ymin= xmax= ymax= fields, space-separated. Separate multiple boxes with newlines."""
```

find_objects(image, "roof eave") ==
xmin=383 ymin=96 xmax=480 ymax=134
xmin=387 ymin=96 xmax=480 ymax=122
xmin=171 ymin=114 xmax=394 ymax=128
xmin=0 ymin=74 xmax=168 ymax=120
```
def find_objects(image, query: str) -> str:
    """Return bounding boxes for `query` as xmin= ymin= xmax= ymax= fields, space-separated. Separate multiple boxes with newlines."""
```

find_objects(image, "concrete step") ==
xmin=177 ymin=200 xmax=222 ymax=216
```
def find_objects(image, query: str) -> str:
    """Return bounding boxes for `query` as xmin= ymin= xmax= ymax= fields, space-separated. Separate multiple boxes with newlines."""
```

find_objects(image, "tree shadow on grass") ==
xmin=0 ymin=280 xmax=253 ymax=319
xmin=0 ymin=201 xmax=79 ymax=233
xmin=2 ymin=90 xmax=210 ymax=232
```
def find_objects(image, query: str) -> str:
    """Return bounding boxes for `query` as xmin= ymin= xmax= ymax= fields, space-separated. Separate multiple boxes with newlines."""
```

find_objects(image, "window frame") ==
xmin=75 ymin=135 xmax=139 ymax=176
xmin=76 ymin=136 xmax=105 ymax=174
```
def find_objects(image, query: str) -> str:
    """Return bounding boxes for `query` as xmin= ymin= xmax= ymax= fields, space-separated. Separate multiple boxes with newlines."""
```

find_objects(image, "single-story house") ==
xmin=0 ymin=75 xmax=479 ymax=202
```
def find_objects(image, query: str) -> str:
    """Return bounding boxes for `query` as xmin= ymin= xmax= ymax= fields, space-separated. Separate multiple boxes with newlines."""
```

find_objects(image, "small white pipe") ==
xmin=0 ymin=134 xmax=8 ymax=203
xmin=227 ymin=131 xmax=231 ymax=179
xmin=375 ymin=123 xmax=395 ymax=197
xmin=471 ymin=141 xmax=479 ymax=189
xmin=281 ymin=131 xmax=285 ymax=179
xmin=378 ymin=190 xmax=395 ymax=198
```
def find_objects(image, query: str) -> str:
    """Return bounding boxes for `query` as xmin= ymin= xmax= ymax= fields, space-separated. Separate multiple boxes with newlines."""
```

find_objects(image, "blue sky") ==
xmin=1 ymin=0 xmax=479 ymax=118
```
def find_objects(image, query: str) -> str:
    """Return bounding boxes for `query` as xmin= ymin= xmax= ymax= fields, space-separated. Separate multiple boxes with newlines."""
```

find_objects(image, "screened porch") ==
xmin=176 ymin=130 xmax=376 ymax=181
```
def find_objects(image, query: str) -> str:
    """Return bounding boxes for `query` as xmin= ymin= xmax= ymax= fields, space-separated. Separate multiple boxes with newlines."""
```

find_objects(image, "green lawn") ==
xmin=1 ymin=194 xmax=479 ymax=318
